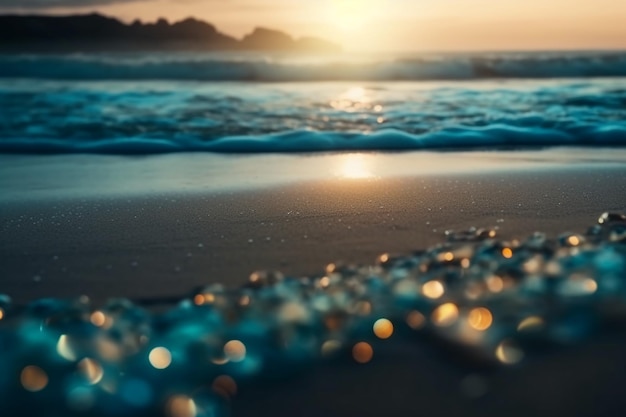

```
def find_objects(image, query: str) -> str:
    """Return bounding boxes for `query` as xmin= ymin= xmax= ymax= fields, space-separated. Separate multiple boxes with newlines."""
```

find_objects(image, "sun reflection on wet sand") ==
xmin=336 ymin=153 xmax=376 ymax=179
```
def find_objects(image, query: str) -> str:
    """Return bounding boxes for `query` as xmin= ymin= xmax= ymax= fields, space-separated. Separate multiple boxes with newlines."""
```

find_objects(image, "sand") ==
xmin=2 ymin=151 xmax=626 ymax=417
xmin=1 ymin=153 xmax=625 ymax=305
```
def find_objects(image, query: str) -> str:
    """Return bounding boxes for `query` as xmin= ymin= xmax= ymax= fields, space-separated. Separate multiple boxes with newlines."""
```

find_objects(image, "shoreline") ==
xmin=2 ymin=153 xmax=625 ymax=304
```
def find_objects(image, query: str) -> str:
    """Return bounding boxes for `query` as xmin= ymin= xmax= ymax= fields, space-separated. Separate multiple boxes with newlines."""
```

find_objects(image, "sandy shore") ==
xmin=1 ymin=151 xmax=626 ymax=417
xmin=1 ymin=154 xmax=625 ymax=304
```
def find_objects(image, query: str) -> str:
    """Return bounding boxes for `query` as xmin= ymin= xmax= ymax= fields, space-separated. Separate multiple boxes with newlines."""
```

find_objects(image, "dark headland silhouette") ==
xmin=0 ymin=13 xmax=342 ymax=53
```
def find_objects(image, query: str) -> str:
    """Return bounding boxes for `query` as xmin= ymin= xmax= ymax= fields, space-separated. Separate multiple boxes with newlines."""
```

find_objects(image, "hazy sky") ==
xmin=2 ymin=0 xmax=625 ymax=52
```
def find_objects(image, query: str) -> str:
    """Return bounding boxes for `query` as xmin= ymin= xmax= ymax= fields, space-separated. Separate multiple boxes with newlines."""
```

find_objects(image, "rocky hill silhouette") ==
xmin=0 ymin=13 xmax=341 ymax=53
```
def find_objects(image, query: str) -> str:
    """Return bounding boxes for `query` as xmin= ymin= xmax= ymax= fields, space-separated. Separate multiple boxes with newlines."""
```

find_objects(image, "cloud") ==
xmin=0 ymin=0 xmax=151 ymax=8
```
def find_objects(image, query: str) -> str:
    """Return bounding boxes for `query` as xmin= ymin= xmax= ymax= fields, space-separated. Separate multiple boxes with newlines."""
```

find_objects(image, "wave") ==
xmin=1 ymin=52 xmax=625 ymax=81
xmin=1 ymin=125 xmax=625 ymax=155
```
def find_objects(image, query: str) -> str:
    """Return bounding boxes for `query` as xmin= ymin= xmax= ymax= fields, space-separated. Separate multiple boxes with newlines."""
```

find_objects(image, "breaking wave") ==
xmin=1 ymin=125 xmax=625 ymax=155
xmin=1 ymin=51 xmax=625 ymax=81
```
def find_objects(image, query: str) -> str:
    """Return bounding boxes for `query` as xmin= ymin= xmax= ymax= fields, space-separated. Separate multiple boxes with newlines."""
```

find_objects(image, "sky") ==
xmin=1 ymin=0 xmax=625 ymax=52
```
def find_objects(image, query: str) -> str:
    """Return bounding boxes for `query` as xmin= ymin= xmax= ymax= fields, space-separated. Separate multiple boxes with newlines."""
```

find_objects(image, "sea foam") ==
xmin=0 ymin=78 xmax=624 ymax=154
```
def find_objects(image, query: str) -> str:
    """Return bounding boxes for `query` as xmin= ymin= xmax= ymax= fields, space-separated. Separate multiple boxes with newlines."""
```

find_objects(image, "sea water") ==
xmin=0 ymin=51 xmax=625 ymax=154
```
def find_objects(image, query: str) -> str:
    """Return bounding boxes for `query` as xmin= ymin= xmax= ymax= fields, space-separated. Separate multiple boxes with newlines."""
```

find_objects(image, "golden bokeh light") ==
xmin=567 ymin=235 xmax=581 ymax=246
xmin=78 ymin=358 xmax=104 ymax=385
xmin=486 ymin=275 xmax=504 ymax=293
xmin=166 ymin=395 xmax=197 ymax=417
xmin=224 ymin=340 xmax=246 ymax=362
xmin=406 ymin=310 xmax=426 ymax=330
xmin=352 ymin=341 xmax=373 ymax=364
xmin=432 ymin=303 xmax=459 ymax=326
xmin=501 ymin=248 xmax=513 ymax=259
xmin=212 ymin=375 xmax=238 ymax=399
xmin=239 ymin=295 xmax=251 ymax=306
xmin=442 ymin=252 xmax=454 ymax=262
xmin=421 ymin=280 xmax=445 ymax=299
xmin=193 ymin=293 xmax=215 ymax=305
xmin=193 ymin=294 xmax=205 ymax=306
xmin=0 ymin=308 xmax=4 ymax=320
xmin=149 ymin=347 xmax=172 ymax=369
xmin=517 ymin=316 xmax=545 ymax=332
xmin=582 ymin=278 xmax=598 ymax=294
xmin=319 ymin=276 xmax=331 ymax=288
xmin=467 ymin=307 xmax=493 ymax=331
xmin=321 ymin=340 xmax=342 ymax=357
xmin=90 ymin=311 xmax=107 ymax=327
xmin=20 ymin=365 xmax=48 ymax=392
xmin=373 ymin=318 xmax=394 ymax=339
xmin=57 ymin=334 xmax=77 ymax=361
xmin=495 ymin=340 xmax=524 ymax=365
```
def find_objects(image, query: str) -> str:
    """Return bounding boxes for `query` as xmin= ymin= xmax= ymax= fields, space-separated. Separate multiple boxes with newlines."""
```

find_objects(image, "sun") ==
xmin=327 ymin=0 xmax=381 ymax=31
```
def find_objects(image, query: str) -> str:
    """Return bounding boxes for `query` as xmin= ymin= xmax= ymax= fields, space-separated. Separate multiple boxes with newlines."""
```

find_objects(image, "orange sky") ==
xmin=4 ymin=0 xmax=626 ymax=51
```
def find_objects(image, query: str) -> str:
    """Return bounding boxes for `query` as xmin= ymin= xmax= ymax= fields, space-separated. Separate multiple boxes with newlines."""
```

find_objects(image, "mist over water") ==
xmin=0 ymin=51 xmax=625 ymax=154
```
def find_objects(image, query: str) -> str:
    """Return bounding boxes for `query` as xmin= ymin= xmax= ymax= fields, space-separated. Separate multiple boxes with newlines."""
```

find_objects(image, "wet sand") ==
xmin=1 ymin=160 xmax=625 ymax=305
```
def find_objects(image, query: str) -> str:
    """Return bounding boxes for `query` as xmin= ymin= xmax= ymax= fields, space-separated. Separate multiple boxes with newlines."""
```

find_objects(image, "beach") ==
xmin=2 ymin=150 xmax=625 ymax=305
xmin=2 ymin=150 xmax=626 ymax=417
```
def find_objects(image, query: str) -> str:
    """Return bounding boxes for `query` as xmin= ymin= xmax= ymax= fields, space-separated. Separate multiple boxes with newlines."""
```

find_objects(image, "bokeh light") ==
xmin=20 ymin=365 xmax=48 ymax=392
xmin=352 ymin=342 xmax=373 ymax=364
xmin=495 ymin=340 xmax=524 ymax=364
xmin=78 ymin=358 xmax=104 ymax=385
xmin=212 ymin=375 xmax=238 ymax=399
xmin=321 ymin=340 xmax=342 ymax=357
xmin=467 ymin=307 xmax=493 ymax=331
xmin=224 ymin=340 xmax=246 ymax=362
xmin=149 ymin=347 xmax=172 ymax=369
xmin=406 ymin=310 xmax=426 ymax=330
xmin=373 ymin=318 xmax=394 ymax=339
xmin=517 ymin=316 xmax=545 ymax=331
xmin=57 ymin=334 xmax=77 ymax=361
xmin=90 ymin=311 xmax=107 ymax=327
xmin=422 ymin=280 xmax=445 ymax=299
xmin=432 ymin=303 xmax=459 ymax=326
xmin=166 ymin=395 xmax=197 ymax=417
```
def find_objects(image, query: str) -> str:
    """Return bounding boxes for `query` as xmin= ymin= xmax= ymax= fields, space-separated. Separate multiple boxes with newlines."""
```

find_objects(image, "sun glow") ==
xmin=327 ymin=0 xmax=382 ymax=31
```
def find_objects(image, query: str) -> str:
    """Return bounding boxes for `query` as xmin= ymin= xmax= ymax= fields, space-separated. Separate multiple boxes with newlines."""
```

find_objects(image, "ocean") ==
xmin=0 ymin=50 xmax=625 ymax=154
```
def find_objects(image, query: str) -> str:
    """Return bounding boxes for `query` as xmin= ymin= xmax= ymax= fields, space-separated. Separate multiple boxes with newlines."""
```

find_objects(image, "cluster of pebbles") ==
xmin=1 ymin=212 xmax=625 ymax=416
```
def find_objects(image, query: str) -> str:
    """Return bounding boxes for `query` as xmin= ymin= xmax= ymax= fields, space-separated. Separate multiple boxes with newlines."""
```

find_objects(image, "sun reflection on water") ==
xmin=330 ymin=86 xmax=375 ymax=112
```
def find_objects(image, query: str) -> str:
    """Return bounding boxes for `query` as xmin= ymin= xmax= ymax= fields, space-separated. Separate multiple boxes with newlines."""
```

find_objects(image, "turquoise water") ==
xmin=0 ymin=51 xmax=625 ymax=154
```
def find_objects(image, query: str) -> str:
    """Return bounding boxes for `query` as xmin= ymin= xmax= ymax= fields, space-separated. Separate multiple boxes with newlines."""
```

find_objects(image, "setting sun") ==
xmin=326 ymin=0 xmax=383 ymax=31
